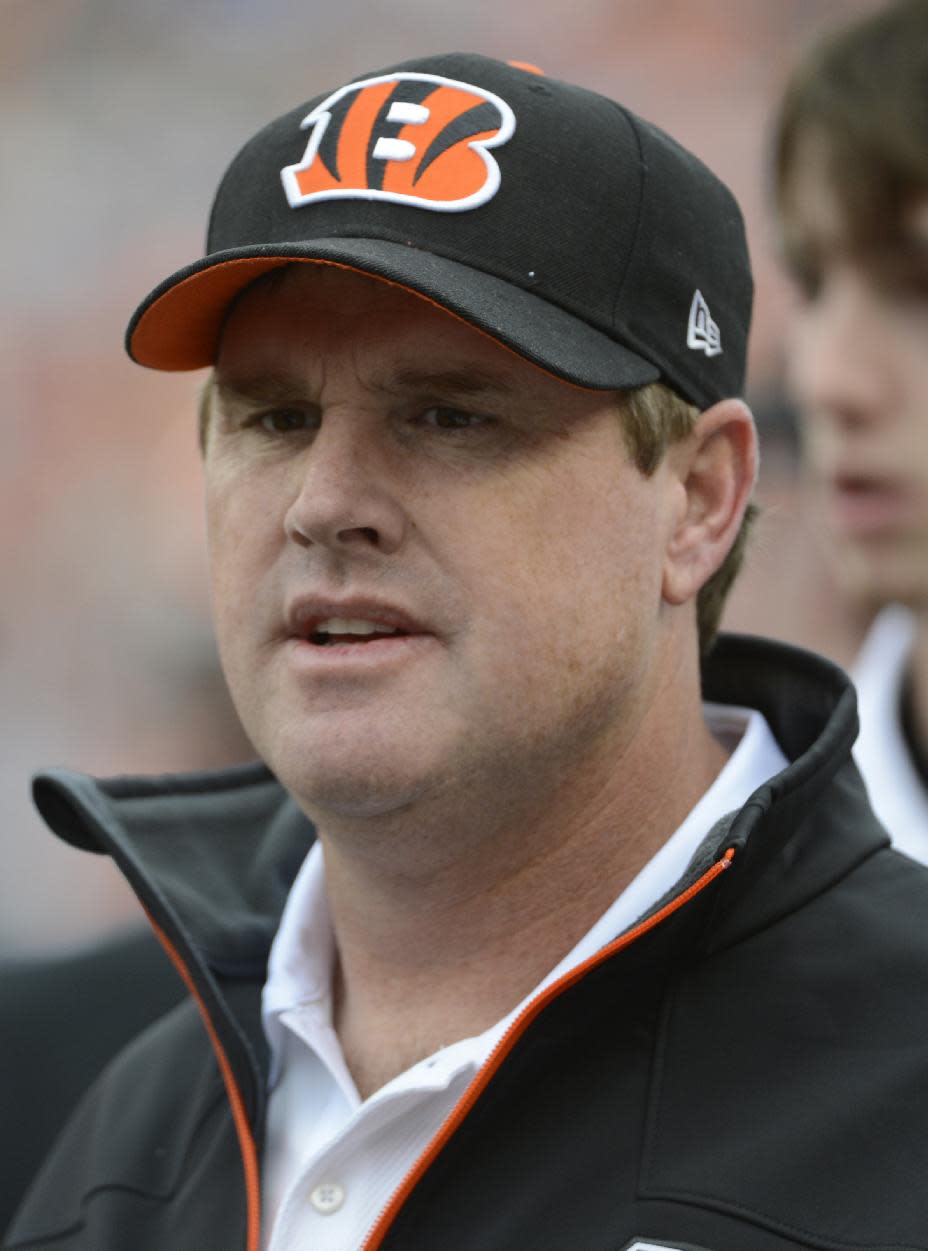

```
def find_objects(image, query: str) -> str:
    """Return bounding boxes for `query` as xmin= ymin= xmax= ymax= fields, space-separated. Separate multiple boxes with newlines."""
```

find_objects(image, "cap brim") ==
xmin=126 ymin=238 xmax=661 ymax=390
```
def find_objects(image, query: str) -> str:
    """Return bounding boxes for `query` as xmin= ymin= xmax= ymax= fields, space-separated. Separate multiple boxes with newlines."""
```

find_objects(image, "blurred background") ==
xmin=2 ymin=0 xmax=878 ymax=954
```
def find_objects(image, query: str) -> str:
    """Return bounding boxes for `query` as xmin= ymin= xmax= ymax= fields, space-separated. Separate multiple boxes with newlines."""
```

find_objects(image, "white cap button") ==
xmin=310 ymin=1182 xmax=345 ymax=1214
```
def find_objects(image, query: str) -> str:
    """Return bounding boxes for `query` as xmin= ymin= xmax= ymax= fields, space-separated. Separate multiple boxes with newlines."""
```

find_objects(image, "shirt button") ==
xmin=310 ymin=1182 xmax=345 ymax=1214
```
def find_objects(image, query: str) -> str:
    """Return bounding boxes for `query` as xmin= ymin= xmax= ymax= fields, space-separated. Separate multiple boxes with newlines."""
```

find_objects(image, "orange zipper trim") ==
xmin=144 ymin=910 xmax=262 ymax=1251
xmin=359 ymin=846 xmax=735 ymax=1251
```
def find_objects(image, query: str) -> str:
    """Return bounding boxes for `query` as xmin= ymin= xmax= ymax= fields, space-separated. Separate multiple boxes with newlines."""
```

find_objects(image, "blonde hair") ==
xmin=197 ymin=375 xmax=214 ymax=454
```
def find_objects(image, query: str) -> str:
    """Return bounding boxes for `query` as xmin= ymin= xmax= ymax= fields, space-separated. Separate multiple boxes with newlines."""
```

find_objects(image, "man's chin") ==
xmin=271 ymin=749 xmax=432 ymax=826
xmin=297 ymin=784 xmax=420 ymax=825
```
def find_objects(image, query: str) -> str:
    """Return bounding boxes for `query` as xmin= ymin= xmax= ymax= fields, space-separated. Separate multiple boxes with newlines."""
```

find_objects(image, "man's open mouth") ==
xmin=307 ymin=617 xmax=412 ymax=647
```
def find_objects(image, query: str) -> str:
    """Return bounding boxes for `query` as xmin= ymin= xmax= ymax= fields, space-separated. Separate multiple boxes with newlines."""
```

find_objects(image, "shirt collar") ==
xmin=261 ymin=704 xmax=788 ymax=1088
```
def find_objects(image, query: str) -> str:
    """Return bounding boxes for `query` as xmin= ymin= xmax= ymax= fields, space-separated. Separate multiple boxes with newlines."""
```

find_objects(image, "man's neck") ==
xmin=315 ymin=664 xmax=729 ymax=1099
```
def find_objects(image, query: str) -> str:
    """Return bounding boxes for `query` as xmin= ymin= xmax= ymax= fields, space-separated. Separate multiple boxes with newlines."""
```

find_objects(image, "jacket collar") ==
xmin=701 ymin=634 xmax=886 ymax=949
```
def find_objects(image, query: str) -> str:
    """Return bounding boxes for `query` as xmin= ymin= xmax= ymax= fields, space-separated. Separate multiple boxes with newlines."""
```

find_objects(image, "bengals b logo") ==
xmin=280 ymin=72 xmax=516 ymax=213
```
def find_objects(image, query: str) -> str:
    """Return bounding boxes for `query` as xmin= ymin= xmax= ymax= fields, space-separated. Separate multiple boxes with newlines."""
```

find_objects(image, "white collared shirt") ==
xmin=260 ymin=704 xmax=787 ymax=1251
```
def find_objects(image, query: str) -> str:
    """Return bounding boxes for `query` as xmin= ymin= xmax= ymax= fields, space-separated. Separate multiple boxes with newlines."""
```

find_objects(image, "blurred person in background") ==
xmin=773 ymin=0 xmax=928 ymax=859
xmin=7 ymin=50 xmax=928 ymax=1251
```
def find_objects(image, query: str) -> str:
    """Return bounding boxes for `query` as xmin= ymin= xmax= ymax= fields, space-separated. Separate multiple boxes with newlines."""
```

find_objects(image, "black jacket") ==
xmin=0 ymin=929 xmax=184 ymax=1238
xmin=7 ymin=635 xmax=928 ymax=1251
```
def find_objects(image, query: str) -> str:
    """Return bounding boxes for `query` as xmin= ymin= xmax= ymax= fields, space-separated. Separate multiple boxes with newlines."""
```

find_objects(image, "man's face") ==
xmin=205 ymin=266 xmax=679 ymax=826
xmin=783 ymin=134 xmax=928 ymax=611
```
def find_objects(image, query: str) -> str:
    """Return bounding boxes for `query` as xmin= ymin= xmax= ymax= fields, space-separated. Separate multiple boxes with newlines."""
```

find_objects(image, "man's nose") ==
xmin=787 ymin=271 xmax=896 ymax=431
xmin=283 ymin=419 xmax=407 ymax=556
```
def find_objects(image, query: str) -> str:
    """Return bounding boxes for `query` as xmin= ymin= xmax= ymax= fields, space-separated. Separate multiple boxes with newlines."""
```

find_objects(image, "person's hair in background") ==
xmin=774 ymin=0 xmax=928 ymax=279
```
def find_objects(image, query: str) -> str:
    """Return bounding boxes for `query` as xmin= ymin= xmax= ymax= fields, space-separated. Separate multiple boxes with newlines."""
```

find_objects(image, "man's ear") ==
xmin=662 ymin=398 xmax=757 ymax=606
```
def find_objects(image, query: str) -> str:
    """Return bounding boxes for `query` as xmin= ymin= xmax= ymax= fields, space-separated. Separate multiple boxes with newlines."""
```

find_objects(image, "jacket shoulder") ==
xmin=643 ymin=845 xmax=928 ymax=1248
xmin=4 ymin=997 xmax=244 ymax=1250
xmin=0 ymin=928 xmax=185 ymax=1240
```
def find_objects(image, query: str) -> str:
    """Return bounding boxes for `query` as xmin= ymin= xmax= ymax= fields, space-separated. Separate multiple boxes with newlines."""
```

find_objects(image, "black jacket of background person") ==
xmin=0 ymin=929 xmax=184 ymax=1238
xmin=6 ymin=634 xmax=928 ymax=1251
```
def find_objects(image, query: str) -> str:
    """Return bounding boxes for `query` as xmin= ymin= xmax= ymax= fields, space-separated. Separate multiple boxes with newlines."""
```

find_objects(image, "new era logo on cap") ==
xmin=280 ymin=72 xmax=516 ymax=212
xmin=620 ymin=1240 xmax=714 ymax=1251
xmin=687 ymin=289 xmax=722 ymax=357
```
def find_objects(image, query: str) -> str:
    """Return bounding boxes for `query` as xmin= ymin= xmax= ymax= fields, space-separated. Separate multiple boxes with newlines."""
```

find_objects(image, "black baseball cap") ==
xmin=126 ymin=52 xmax=752 ymax=409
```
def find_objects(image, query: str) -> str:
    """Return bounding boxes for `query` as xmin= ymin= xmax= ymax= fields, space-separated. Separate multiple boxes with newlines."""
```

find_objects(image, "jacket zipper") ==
xmin=358 ymin=845 xmax=735 ymax=1251
xmin=143 ymin=911 xmax=263 ymax=1251
xmin=144 ymin=845 xmax=734 ymax=1251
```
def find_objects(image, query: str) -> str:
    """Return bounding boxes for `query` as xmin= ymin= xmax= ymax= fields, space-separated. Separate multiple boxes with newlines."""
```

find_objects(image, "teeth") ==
xmin=315 ymin=618 xmax=399 ymax=636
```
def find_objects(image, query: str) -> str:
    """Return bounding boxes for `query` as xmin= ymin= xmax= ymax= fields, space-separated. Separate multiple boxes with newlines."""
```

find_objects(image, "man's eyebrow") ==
xmin=213 ymin=376 xmax=308 ymax=411
xmin=212 ymin=366 xmax=518 ymax=414
xmin=389 ymin=367 xmax=517 ymax=397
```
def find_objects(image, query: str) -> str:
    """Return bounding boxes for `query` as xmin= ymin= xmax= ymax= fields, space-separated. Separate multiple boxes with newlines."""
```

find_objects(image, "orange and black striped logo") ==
xmin=280 ymin=72 xmax=516 ymax=213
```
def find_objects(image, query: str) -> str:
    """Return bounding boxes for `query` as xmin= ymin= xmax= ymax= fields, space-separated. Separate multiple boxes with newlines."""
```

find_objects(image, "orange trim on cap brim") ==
xmin=129 ymin=255 xmax=607 ymax=392
xmin=130 ymin=257 xmax=293 ymax=370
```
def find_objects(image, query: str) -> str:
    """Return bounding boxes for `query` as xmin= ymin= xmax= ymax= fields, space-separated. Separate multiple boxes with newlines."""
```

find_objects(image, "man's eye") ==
xmin=419 ymin=406 xmax=489 ymax=430
xmin=257 ymin=409 xmax=314 ymax=433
